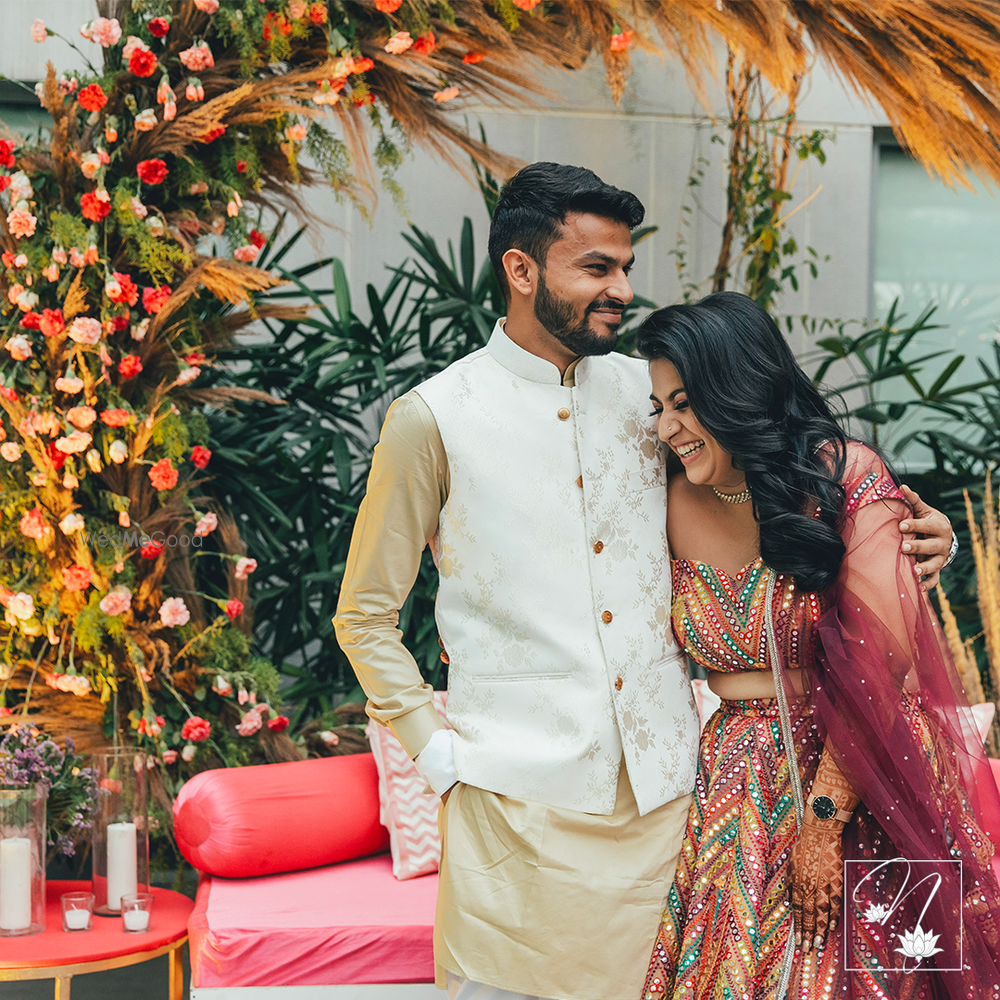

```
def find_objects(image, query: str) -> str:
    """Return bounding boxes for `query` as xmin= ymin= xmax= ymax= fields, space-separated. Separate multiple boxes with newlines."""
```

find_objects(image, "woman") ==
xmin=638 ymin=292 xmax=1000 ymax=999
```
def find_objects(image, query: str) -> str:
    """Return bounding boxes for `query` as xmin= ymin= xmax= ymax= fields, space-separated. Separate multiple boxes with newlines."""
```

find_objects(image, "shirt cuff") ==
xmin=413 ymin=728 xmax=457 ymax=796
xmin=388 ymin=699 xmax=447 ymax=760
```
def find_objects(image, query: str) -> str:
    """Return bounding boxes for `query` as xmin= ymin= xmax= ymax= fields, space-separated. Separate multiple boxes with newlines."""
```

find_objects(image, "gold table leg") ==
xmin=168 ymin=944 xmax=183 ymax=1000
xmin=53 ymin=975 xmax=71 ymax=1000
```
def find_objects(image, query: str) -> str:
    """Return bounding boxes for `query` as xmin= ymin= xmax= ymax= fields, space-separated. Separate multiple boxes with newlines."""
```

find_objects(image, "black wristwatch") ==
xmin=807 ymin=793 xmax=854 ymax=823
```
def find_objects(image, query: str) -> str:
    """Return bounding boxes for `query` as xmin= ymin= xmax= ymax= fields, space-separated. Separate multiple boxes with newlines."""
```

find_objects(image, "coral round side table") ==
xmin=0 ymin=879 xmax=193 ymax=1000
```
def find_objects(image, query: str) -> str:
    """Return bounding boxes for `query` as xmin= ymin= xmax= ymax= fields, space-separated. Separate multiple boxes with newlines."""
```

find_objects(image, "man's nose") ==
xmin=608 ymin=268 xmax=634 ymax=305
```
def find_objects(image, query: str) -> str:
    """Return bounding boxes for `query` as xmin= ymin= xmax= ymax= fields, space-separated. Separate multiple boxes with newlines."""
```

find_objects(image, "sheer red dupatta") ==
xmin=786 ymin=445 xmax=1000 ymax=996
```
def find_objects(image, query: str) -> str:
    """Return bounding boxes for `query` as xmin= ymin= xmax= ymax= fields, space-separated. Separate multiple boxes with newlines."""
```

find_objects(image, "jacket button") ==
xmin=440 ymin=650 xmax=450 ymax=665
xmin=576 ymin=475 xmax=583 ymax=488
xmin=601 ymin=610 xmax=613 ymax=624
xmin=593 ymin=541 xmax=604 ymax=554
xmin=557 ymin=407 xmax=570 ymax=420
xmin=614 ymin=676 xmax=623 ymax=691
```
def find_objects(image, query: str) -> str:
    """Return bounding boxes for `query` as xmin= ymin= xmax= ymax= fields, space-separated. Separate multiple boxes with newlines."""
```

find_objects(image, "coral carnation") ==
xmin=100 ymin=587 xmax=132 ymax=616
xmin=148 ymin=457 xmax=178 ymax=490
xmin=63 ymin=565 xmax=92 ymax=592
xmin=91 ymin=16 xmax=122 ymax=47
xmin=309 ymin=2 xmax=328 ymax=24
xmin=179 ymin=42 xmax=214 ymax=71
xmin=78 ymin=84 xmax=107 ymax=112
xmin=224 ymin=599 xmax=244 ymax=620
xmin=69 ymin=317 xmax=102 ymax=344
xmin=194 ymin=0 xmax=220 ymax=11
xmin=142 ymin=285 xmax=171 ymax=314
xmin=236 ymin=710 xmax=262 ymax=737
xmin=375 ymin=0 xmax=403 ymax=10
xmin=190 ymin=445 xmax=211 ymax=469
xmin=463 ymin=51 xmax=485 ymax=64
xmin=512 ymin=0 xmax=541 ymax=8
xmin=234 ymin=557 xmax=258 ymax=580
xmin=136 ymin=159 xmax=168 ymax=185
xmin=7 ymin=210 xmax=37 ymax=239
xmin=140 ymin=540 xmax=163 ymax=559
xmin=194 ymin=512 xmax=217 ymax=537
xmin=384 ymin=31 xmax=412 ymax=54
xmin=20 ymin=507 xmax=50 ymax=539
xmin=100 ymin=408 xmax=131 ymax=427
xmin=31 ymin=18 xmax=48 ymax=43
xmin=109 ymin=272 xmax=139 ymax=306
xmin=412 ymin=31 xmax=435 ymax=55
xmin=433 ymin=86 xmax=460 ymax=102
xmin=129 ymin=48 xmax=158 ymax=77
xmin=80 ymin=192 xmax=110 ymax=222
xmin=181 ymin=716 xmax=212 ymax=742
xmin=118 ymin=354 xmax=143 ymax=378
xmin=234 ymin=244 xmax=259 ymax=262
xmin=40 ymin=309 xmax=65 ymax=337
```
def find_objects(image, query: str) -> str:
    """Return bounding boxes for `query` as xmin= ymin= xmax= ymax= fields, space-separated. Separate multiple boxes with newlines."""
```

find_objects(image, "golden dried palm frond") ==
xmin=936 ymin=582 xmax=986 ymax=706
xmin=965 ymin=474 xmax=1000 ymax=694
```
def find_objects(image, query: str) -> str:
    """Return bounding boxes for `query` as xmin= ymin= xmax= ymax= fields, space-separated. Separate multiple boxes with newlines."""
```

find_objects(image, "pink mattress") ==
xmin=189 ymin=852 xmax=438 ymax=988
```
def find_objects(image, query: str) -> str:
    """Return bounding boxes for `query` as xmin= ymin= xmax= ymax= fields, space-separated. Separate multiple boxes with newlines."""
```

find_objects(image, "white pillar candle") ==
xmin=64 ymin=908 xmax=89 ymax=930
xmin=0 ymin=837 xmax=32 ymax=931
xmin=106 ymin=822 xmax=137 ymax=910
xmin=123 ymin=909 xmax=149 ymax=932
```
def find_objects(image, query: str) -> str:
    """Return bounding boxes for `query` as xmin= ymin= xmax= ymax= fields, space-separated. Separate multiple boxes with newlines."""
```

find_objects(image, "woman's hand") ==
xmin=899 ymin=485 xmax=953 ymax=591
xmin=790 ymin=818 xmax=846 ymax=952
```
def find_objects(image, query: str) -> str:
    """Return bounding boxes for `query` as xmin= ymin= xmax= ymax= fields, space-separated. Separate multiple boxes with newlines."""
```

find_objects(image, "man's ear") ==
xmin=502 ymin=248 xmax=536 ymax=299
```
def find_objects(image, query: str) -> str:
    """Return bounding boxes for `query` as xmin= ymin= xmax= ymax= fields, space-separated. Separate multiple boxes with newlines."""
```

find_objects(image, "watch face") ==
xmin=812 ymin=795 xmax=837 ymax=820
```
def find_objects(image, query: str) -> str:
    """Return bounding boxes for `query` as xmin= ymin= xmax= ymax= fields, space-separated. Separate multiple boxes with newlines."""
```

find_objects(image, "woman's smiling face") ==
xmin=648 ymin=359 xmax=744 ymax=490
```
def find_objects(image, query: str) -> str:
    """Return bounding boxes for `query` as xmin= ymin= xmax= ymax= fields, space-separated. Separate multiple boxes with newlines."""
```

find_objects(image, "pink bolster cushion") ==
xmin=173 ymin=754 xmax=390 ymax=878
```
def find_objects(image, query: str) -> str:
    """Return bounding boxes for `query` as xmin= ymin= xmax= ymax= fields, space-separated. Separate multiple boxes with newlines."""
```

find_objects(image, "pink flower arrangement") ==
xmin=180 ymin=42 xmax=215 ymax=71
xmin=20 ymin=508 xmax=50 ymax=539
xmin=181 ymin=716 xmax=212 ymax=742
xmin=63 ymin=565 xmax=92 ymax=592
xmin=236 ymin=710 xmax=262 ymax=737
xmin=99 ymin=587 xmax=132 ymax=616
xmin=234 ymin=557 xmax=258 ymax=580
xmin=148 ymin=458 xmax=178 ymax=490
xmin=159 ymin=596 xmax=190 ymax=627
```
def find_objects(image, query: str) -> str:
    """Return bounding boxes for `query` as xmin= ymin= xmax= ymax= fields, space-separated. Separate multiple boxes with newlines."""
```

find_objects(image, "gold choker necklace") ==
xmin=713 ymin=485 xmax=751 ymax=505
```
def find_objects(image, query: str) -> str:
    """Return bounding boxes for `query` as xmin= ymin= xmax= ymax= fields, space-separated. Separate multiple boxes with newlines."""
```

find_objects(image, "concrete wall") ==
xmin=3 ymin=0 xmax=893 ymax=355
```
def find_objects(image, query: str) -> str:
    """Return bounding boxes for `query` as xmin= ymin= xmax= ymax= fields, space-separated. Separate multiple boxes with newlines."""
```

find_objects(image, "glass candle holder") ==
xmin=91 ymin=751 xmax=149 ymax=916
xmin=120 ymin=891 xmax=153 ymax=933
xmin=0 ymin=784 xmax=47 ymax=936
xmin=61 ymin=891 xmax=94 ymax=932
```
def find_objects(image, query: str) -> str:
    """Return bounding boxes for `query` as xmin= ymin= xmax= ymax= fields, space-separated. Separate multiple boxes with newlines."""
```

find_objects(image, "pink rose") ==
xmin=233 ymin=244 xmax=259 ymax=262
xmin=181 ymin=716 xmax=211 ymax=742
xmin=162 ymin=750 xmax=178 ymax=765
xmin=7 ymin=210 xmax=37 ymax=240
xmin=179 ymin=41 xmax=214 ymax=71
xmin=54 ymin=431 xmax=92 ymax=454
xmin=159 ymin=597 xmax=191 ymax=627
xmin=69 ymin=317 xmax=102 ymax=345
xmin=236 ymin=710 xmax=262 ymax=737
xmin=5 ymin=335 xmax=32 ymax=361
xmin=234 ymin=557 xmax=257 ymax=580
xmin=99 ymin=587 xmax=131 ymax=616
xmin=66 ymin=406 xmax=97 ymax=429
xmin=90 ymin=17 xmax=122 ymax=48
xmin=31 ymin=19 xmax=47 ymax=43
xmin=19 ymin=507 xmax=50 ymax=540
xmin=384 ymin=31 xmax=413 ymax=54
xmin=63 ymin=565 xmax=92 ymax=592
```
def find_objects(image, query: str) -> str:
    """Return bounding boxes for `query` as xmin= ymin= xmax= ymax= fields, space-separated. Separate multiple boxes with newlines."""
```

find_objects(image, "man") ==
xmin=334 ymin=162 xmax=954 ymax=1000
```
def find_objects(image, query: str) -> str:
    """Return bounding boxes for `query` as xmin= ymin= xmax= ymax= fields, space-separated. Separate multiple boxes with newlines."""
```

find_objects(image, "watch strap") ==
xmin=807 ymin=792 xmax=854 ymax=824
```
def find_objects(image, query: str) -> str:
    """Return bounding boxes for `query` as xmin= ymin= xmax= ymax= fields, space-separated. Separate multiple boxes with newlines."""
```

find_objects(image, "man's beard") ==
xmin=533 ymin=271 xmax=621 ymax=357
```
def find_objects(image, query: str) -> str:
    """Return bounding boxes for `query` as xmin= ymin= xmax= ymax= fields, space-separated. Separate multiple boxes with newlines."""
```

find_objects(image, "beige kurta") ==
xmin=334 ymin=376 xmax=691 ymax=1000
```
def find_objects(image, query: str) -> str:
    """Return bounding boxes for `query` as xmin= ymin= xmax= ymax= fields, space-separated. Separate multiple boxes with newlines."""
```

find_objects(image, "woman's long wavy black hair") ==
xmin=637 ymin=291 xmax=848 ymax=592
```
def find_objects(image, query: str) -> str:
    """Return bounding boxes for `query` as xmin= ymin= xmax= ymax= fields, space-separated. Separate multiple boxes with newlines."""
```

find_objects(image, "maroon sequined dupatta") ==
xmin=785 ymin=446 xmax=1000 ymax=997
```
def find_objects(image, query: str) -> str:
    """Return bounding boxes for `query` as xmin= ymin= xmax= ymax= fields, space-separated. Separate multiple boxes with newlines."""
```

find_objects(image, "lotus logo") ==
xmin=895 ymin=925 xmax=944 ymax=963
xmin=861 ymin=901 xmax=891 ymax=923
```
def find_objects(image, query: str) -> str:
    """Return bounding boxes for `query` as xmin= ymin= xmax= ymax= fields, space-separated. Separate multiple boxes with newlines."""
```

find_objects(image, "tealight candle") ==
xmin=64 ymin=909 xmax=89 ymax=930
xmin=123 ymin=909 xmax=149 ymax=932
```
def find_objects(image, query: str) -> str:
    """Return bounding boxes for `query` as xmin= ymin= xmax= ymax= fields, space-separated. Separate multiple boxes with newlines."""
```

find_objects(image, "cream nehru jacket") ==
xmin=415 ymin=323 xmax=699 ymax=816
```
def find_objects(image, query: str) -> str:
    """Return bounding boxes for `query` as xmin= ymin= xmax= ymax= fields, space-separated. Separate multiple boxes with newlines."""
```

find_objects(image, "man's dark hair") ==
xmin=488 ymin=162 xmax=644 ymax=301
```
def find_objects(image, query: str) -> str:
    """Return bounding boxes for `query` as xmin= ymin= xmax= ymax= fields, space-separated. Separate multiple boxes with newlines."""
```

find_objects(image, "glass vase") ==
xmin=0 ymin=784 xmax=47 ymax=936
xmin=91 ymin=750 xmax=149 ymax=916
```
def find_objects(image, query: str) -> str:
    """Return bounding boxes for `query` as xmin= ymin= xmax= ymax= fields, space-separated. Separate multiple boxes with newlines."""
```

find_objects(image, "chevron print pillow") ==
xmin=366 ymin=691 xmax=449 ymax=880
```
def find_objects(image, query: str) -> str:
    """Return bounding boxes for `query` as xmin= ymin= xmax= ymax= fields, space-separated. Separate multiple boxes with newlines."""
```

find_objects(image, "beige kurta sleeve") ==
xmin=333 ymin=390 xmax=449 ymax=759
